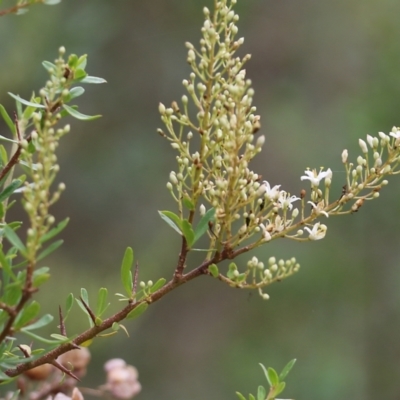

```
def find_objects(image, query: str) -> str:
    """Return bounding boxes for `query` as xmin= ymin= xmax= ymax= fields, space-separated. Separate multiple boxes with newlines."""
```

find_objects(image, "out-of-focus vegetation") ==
xmin=1 ymin=0 xmax=399 ymax=399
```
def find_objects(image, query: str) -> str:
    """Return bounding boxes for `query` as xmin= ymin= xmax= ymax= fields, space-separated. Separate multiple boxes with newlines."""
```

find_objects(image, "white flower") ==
xmin=300 ymin=168 xmax=331 ymax=187
xmin=277 ymin=191 xmax=300 ymax=210
xmin=308 ymin=200 xmax=329 ymax=218
xmin=390 ymin=127 xmax=400 ymax=139
xmin=263 ymin=180 xmax=281 ymax=201
xmin=304 ymin=222 xmax=327 ymax=240
xmin=389 ymin=127 xmax=400 ymax=146
xmin=273 ymin=215 xmax=285 ymax=232
xmin=259 ymin=224 xmax=272 ymax=241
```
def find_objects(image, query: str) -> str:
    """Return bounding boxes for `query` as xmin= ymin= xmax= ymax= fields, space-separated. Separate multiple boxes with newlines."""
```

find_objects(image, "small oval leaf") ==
xmin=126 ymin=302 xmax=148 ymax=320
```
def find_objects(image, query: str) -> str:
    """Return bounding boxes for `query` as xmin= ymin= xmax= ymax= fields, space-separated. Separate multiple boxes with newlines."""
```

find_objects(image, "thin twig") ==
xmin=79 ymin=296 xmax=96 ymax=325
xmin=59 ymin=306 xmax=66 ymax=337
xmin=0 ymin=0 xmax=42 ymax=17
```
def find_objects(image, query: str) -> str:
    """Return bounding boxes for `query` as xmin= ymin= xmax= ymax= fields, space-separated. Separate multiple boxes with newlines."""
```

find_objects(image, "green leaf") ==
xmin=68 ymin=87 xmax=85 ymax=100
xmin=0 ymin=145 xmax=8 ymax=165
xmin=275 ymin=381 xmax=286 ymax=396
xmin=68 ymin=54 xmax=79 ymax=68
xmin=63 ymin=104 xmax=101 ymax=120
xmin=266 ymin=367 xmax=279 ymax=387
xmin=3 ymin=226 xmax=27 ymax=257
xmin=235 ymin=393 xmax=247 ymax=400
xmin=73 ymin=68 xmax=87 ymax=80
xmin=182 ymin=196 xmax=194 ymax=211
xmin=8 ymin=93 xmax=45 ymax=109
xmin=42 ymin=60 xmax=56 ymax=72
xmin=80 ymin=288 xmax=89 ymax=305
xmin=22 ymin=105 xmax=38 ymax=121
xmin=32 ymin=267 xmax=50 ymax=288
xmin=96 ymin=287 xmax=109 ymax=317
xmin=49 ymin=334 xmax=69 ymax=342
xmin=21 ymin=329 xmax=61 ymax=344
xmin=121 ymin=247 xmax=134 ymax=297
xmin=23 ymin=314 xmax=53 ymax=331
xmin=80 ymin=76 xmax=107 ymax=84
xmin=0 ymin=180 xmax=22 ymax=203
xmin=257 ymin=386 xmax=266 ymax=400
xmin=158 ymin=210 xmax=182 ymax=234
xmin=279 ymin=359 xmax=296 ymax=381
xmin=249 ymin=395 xmax=256 ymax=400
xmin=0 ymin=246 xmax=16 ymax=281
xmin=0 ymin=104 xmax=16 ymax=135
xmin=65 ymin=293 xmax=74 ymax=316
xmin=3 ymin=282 xmax=22 ymax=306
xmin=126 ymin=302 xmax=148 ymax=320
xmin=14 ymin=301 xmax=40 ymax=329
xmin=148 ymin=278 xmax=166 ymax=294
xmin=112 ymin=322 xmax=120 ymax=331
xmin=76 ymin=55 xmax=87 ymax=70
xmin=181 ymin=219 xmax=195 ymax=247
xmin=40 ymin=218 xmax=69 ymax=244
xmin=0 ymin=135 xmax=17 ymax=144
xmin=227 ymin=262 xmax=238 ymax=280
xmin=43 ymin=0 xmax=62 ymax=4
xmin=37 ymin=239 xmax=63 ymax=261
xmin=193 ymin=207 xmax=215 ymax=244
xmin=208 ymin=264 xmax=219 ymax=278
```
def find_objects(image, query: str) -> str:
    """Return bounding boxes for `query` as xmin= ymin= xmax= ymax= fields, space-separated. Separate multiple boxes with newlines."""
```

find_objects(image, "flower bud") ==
xmin=359 ymin=139 xmax=368 ymax=153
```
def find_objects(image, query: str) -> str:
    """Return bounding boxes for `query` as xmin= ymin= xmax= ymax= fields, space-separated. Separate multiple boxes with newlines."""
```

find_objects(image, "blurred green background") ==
xmin=1 ymin=0 xmax=400 ymax=399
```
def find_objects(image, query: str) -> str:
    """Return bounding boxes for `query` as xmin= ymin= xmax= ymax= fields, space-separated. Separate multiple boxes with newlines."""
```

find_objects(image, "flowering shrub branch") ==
xmin=0 ymin=0 xmax=399 ymax=399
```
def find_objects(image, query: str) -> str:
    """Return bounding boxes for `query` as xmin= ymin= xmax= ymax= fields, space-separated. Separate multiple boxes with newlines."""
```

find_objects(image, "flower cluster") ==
xmin=158 ymin=0 xmax=400 ymax=299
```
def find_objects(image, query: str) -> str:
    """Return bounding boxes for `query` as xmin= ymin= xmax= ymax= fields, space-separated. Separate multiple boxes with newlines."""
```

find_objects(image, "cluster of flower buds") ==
xmin=158 ymin=0 xmax=400 ymax=299
xmin=215 ymin=256 xmax=300 ymax=300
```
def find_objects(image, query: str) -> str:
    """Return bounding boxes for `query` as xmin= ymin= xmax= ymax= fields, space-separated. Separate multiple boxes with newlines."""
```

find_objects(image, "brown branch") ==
xmin=3 ymin=240 xmax=256 ymax=379
xmin=3 ymin=252 xmax=230 ymax=378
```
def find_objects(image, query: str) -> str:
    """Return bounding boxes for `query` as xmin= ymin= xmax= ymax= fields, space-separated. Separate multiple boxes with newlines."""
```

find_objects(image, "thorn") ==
xmin=79 ymin=296 xmax=96 ymax=325
xmin=58 ymin=306 xmax=66 ymax=337
xmin=50 ymin=359 xmax=80 ymax=382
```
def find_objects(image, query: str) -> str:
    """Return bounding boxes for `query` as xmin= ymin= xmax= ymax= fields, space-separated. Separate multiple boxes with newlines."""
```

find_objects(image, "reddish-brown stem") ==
xmin=79 ymin=296 xmax=96 ymax=325
xmin=59 ymin=306 xmax=66 ymax=337
xmin=0 ymin=1 xmax=41 ymax=17
xmin=3 ymin=251 xmax=230 ymax=378
xmin=0 ymin=134 xmax=32 ymax=183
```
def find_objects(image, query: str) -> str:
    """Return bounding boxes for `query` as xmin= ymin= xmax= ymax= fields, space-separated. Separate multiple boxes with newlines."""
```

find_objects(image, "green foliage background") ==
xmin=1 ymin=0 xmax=400 ymax=399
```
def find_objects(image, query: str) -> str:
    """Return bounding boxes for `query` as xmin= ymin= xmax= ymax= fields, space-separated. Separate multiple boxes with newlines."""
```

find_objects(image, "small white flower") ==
xmin=277 ymin=191 xmax=300 ymax=211
xmin=263 ymin=180 xmax=281 ymax=201
xmin=304 ymin=222 xmax=327 ymax=240
xmin=259 ymin=223 xmax=272 ymax=241
xmin=389 ymin=127 xmax=400 ymax=145
xmin=273 ymin=215 xmax=285 ymax=232
xmin=300 ymin=168 xmax=331 ymax=187
xmin=308 ymin=200 xmax=329 ymax=218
